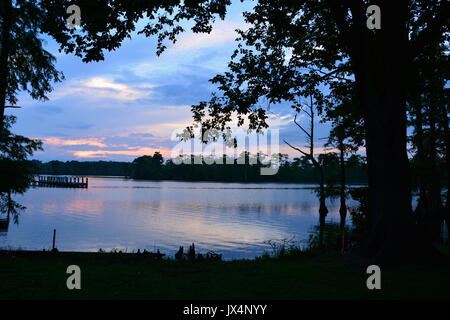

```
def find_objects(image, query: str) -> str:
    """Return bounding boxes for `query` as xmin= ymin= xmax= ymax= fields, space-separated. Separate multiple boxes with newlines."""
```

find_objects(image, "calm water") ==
xmin=0 ymin=177 xmax=356 ymax=259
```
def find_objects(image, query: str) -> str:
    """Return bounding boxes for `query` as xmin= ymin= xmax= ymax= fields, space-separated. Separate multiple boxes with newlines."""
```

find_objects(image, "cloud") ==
xmin=102 ymin=132 xmax=159 ymax=148
xmin=32 ymin=105 xmax=64 ymax=115
xmin=59 ymin=121 xmax=94 ymax=130
xmin=70 ymin=146 xmax=172 ymax=159
xmin=53 ymin=77 xmax=154 ymax=102
xmin=44 ymin=137 xmax=107 ymax=148
xmin=169 ymin=21 xmax=247 ymax=54
xmin=128 ymin=132 xmax=154 ymax=138
xmin=41 ymin=132 xmax=175 ymax=160
xmin=133 ymin=118 xmax=193 ymax=141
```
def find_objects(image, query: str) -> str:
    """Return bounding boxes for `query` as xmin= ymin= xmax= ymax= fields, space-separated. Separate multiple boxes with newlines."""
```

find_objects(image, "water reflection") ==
xmin=0 ymin=177 xmax=356 ymax=259
xmin=0 ymin=217 xmax=9 ymax=232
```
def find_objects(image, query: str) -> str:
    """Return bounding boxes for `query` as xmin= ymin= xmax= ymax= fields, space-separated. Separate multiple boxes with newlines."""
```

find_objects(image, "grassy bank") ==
xmin=1 ymin=250 xmax=450 ymax=300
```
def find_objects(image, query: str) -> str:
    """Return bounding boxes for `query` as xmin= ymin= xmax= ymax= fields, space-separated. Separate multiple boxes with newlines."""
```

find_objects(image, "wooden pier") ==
xmin=35 ymin=175 xmax=88 ymax=188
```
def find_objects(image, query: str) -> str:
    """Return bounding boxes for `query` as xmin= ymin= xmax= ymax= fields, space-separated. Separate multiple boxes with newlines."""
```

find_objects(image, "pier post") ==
xmin=52 ymin=229 xmax=56 ymax=250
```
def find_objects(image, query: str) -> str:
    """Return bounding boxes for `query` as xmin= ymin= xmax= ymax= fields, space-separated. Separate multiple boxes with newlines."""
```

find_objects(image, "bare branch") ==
xmin=298 ymin=105 xmax=312 ymax=118
xmin=294 ymin=114 xmax=311 ymax=138
xmin=283 ymin=139 xmax=310 ymax=158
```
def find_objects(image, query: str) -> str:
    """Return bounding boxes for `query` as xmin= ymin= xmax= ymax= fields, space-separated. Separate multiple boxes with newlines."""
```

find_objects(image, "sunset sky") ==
xmin=8 ymin=1 xmax=334 ymax=162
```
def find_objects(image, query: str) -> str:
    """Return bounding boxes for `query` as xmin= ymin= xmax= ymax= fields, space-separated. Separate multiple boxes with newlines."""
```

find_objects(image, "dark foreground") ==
xmin=0 ymin=250 xmax=449 ymax=300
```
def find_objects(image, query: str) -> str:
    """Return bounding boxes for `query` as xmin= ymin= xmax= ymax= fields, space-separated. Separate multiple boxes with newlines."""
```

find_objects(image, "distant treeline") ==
xmin=32 ymin=152 xmax=368 ymax=184
xmin=32 ymin=160 xmax=130 ymax=177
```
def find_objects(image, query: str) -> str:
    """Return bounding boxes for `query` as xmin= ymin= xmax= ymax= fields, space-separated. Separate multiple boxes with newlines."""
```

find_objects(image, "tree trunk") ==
xmin=339 ymin=141 xmax=347 ymax=230
xmin=440 ymin=101 xmax=450 ymax=240
xmin=425 ymin=103 xmax=443 ymax=243
xmin=308 ymin=98 xmax=328 ymax=227
xmin=7 ymin=190 xmax=11 ymax=222
xmin=413 ymin=102 xmax=428 ymax=222
xmin=243 ymin=162 xmax=248 ymax=182
xmin=311 ymin=157 xmax=328 ymax=227
xmin=287 ymin=96 xmax=329 ymax=230
xmin=0 ymin=0 xmax=13 ymax=127
xmin=349 ymin=1 xmax=418 ymax=261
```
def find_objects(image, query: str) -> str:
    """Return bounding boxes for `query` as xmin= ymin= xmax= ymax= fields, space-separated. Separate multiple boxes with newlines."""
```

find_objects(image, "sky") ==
xmin=8 ymin=1 xmax=335 ymax=163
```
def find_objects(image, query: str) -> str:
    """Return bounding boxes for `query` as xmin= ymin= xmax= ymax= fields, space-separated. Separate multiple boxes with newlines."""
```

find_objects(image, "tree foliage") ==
xmin=0 ymin=116 xmax=42 ymax=220
xmin=0 ymin=0 xmax=63 ymax=116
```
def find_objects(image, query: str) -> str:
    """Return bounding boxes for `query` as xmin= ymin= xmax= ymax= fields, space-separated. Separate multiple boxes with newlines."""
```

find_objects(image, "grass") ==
xmin=1 ymin=249 xmax=450 ymax=299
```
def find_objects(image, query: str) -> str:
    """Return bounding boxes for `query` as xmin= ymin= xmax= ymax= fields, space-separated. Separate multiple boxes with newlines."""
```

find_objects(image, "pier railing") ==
xmin=35 ymin=175 xmax=88 ymax=188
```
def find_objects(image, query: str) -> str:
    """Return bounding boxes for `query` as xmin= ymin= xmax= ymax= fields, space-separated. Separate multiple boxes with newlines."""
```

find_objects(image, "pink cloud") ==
xmin=70 ymin=147 xmax=173 ymax=159
xmin=44 ymin=137 xmax=107 ymax=148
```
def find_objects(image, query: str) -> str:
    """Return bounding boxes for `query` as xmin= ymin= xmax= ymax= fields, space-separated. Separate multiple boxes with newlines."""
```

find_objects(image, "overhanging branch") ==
xmin=283 ymin=139 xmax=310 ymax=158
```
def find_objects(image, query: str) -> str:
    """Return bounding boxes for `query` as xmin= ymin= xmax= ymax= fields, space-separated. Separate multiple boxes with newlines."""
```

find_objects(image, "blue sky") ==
xmin=8 ymin=1 xmax=335 ymax=162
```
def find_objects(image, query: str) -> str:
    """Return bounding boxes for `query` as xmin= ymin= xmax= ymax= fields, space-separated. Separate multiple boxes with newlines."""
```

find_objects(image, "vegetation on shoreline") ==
xmin=1 ymin=206 xmax=448 ymax=300
xmin=31 ymin=159 xmax=130 ymax=177
xmin=2 ymin=224 xmax=448 ymax=300
xmin=1 ymin=249 xmax=449 ymax=300
xmin=31 ymin=152 xmax=368 ymax=184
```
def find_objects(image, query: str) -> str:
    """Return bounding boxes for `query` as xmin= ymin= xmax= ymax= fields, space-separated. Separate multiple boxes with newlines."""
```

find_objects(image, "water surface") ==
xmin=0 ymin=177 xmax=355 ymax=259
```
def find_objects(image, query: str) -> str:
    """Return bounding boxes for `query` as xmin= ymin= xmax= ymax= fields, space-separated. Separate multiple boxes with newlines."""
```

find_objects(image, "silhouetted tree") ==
xmin=324 ymin=84 xmax=364 ymax=230
xmin=0 ymin=0 xmax=63 ymax=124
xmin=0 ymin=115 xmax=42 ymax=221
xmin=130 ymin=152 xmax=164 ymax=180
xmin=283 ymin=96 xmax=328 ymax=227
xmin=0 ymin=0 xmax=63 ymax=219
xmin=33 ymin=160 xmax=131 ymax=176
xmin=185 ymin=1 xmax=449 ymax=260
xmin=408 ymin=41 xmax=449 ymax=243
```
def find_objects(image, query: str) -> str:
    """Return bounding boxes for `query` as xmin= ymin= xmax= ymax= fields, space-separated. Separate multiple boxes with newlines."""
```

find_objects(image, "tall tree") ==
xmin=323 ymin=79 xmax=364 ymax=231
xmin=325 ymin=122 xmax=363 ymax=230
xmin=186 ymin=1 xmax=448 ymax=260
xmin=408 ymin=41 xmax=449 ymax=242
xmin=0 ymin=0 xmax=62 ymax=218
xmin=283 ymin=97 xmax=328 ymax=226
xmin=0 ymin=0 xmax=63 ymax=125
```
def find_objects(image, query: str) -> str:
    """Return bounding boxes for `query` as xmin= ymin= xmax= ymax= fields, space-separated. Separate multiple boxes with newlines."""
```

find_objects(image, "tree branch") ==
xmin=308 ymin=67 xmax=349 ymax=82
xmin=331 ymin=1 xmax=354 ymax=55
xmin=294 ymin=114 xmax=311 ymax=138
xmin=297 ymin=105 xmax=312 ymax=118
xmin=283 ymin=139 xmax=310 ymax=158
